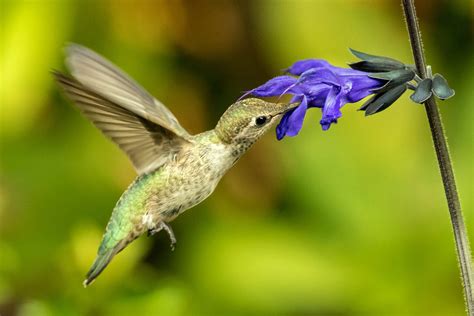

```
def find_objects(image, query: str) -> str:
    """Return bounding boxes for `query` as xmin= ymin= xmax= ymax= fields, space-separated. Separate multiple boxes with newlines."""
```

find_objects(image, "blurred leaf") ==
xmin=185 ymin=220 xmax=350 ymax=313
xmin=104 ymin=285 xmax=190 ymax=316
xmin=17 ymin=300 xmax=52 ymax=316
xmin=0 ymin=1 xmax=72 ymax=137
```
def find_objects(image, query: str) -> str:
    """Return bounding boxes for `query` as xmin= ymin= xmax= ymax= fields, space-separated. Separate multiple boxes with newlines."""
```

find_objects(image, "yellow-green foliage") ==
xmin=1 ymin=1 xmax=472 ymax=315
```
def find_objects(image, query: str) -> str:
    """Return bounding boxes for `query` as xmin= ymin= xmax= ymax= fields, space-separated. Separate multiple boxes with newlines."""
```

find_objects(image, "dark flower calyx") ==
xmin=360 ymin=84 xmax=407 ymax=116
xmin=369 ymin=69 xmax=415 ymax=93
xmin=348 ymin=48 xmax=406 ymax=72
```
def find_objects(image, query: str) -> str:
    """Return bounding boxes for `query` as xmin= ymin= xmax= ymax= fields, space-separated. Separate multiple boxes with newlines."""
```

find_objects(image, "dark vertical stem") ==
xmin=401 ymin=0 xmax=473 ymax=314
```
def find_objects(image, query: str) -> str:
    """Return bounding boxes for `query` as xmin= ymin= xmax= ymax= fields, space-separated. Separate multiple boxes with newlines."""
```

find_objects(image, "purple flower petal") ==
xmin=276 ymin=95 xmax=305 ymax=140
xmin=345 ymin=76 xmax=383 ymax=102
xmin=276 ymin=109 xmax=293 ymax=140
xmin=286 ymin=59 xmax=330 ymax=76
xmin=320 ymin=87 xmax=343 ymax=130
xmin=284 ymin=95 xmax=308 ymax=137
xmin=302 ymin=84 xmax=331 ymax=108
xmin=299 ymin=67 xmax=341 ymax=87
xmin=241 ymin=76 xmax=297 ymax=99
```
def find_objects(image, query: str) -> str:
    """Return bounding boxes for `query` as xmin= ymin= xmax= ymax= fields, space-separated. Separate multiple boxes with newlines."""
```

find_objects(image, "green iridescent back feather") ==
xmin=84 ymin=168 xmax=165 ymax=286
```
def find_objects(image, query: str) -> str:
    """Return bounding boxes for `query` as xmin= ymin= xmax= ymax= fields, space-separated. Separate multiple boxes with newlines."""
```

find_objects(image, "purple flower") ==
xmin=243 ymin=59 xmax=386 ymax=139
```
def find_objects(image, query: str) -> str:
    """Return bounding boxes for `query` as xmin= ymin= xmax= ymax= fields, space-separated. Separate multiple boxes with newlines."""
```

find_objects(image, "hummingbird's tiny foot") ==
xmin=147 ymin=227 xmax=160 ymax=237
xmin=160 ymin=221 xmax=177 ymax=251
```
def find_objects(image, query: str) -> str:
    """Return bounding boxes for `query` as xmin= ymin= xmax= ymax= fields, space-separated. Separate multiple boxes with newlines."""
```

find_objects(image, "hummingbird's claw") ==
xmin=148 ymin=221 xmax=177 ymax=251
xmin=162 ymin=222 xmax=177 ymax=251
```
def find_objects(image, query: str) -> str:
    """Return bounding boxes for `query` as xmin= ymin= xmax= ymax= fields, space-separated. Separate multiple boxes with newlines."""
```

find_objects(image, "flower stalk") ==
xmin=401 ymin=0 xmax=473 ymax=313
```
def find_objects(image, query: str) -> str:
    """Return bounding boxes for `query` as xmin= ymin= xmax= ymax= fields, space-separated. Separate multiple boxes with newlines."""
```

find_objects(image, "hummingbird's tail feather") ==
xmin=83 ymin=240 xmax=126 ymax=287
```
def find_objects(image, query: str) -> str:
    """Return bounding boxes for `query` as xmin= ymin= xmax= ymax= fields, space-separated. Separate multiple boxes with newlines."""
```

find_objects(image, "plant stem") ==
xmin=401 ymin=0 xmax=473 ymax=314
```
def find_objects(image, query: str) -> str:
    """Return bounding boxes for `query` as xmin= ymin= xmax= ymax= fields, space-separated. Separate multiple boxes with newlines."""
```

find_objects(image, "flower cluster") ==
xmin=242 ymin=56 xmax=387 ymax=139
xmin=242 ymin=49 xmax=455 ymax=140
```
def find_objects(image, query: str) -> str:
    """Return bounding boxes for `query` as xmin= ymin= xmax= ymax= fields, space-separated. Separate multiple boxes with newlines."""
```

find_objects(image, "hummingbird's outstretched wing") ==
xmin=54 ymin=71 xmax=190 ymax=175
xmin=65 ymin=44 xmax=190 ymax=140
xmin=54 ymin=44 xmax=193 ymax=175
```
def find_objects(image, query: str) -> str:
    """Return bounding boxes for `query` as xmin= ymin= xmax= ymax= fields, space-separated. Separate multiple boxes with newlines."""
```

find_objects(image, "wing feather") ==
xmin=54 ymin=72 xmax=187 ymax=175
xmin=65 ymin=44 xmax=190 ymax=139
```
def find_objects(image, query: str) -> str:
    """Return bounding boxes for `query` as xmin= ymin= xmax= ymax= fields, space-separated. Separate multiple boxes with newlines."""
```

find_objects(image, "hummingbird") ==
xmin=54 ymin=44 xmax=295 ymax=287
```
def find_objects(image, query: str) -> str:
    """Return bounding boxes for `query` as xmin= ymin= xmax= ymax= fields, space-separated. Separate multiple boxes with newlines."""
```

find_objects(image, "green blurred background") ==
xmin=1 ymin=0 xmax=473 ymax=315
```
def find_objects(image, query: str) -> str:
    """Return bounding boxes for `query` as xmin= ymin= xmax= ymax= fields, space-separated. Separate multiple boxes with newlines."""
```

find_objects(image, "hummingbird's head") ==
xmin=215 ymin=98 xmax=297 ymax=145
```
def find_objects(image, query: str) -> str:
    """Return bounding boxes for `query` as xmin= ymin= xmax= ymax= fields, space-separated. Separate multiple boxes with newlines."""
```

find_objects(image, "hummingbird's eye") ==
xmin=255 ymin=116 xmax=268 ymax=127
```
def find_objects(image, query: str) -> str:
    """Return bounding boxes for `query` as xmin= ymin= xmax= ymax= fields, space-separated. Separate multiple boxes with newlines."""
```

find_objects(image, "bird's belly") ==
xmin=178 ymin=182 xmax=216 ymax=212
xmin=146 ymin=143 xmax=233 ymax=225
xmin=164 ymin=177 xmax=219 ymax=219
xmin=148 ymin=165 xmax=224 ymax=223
